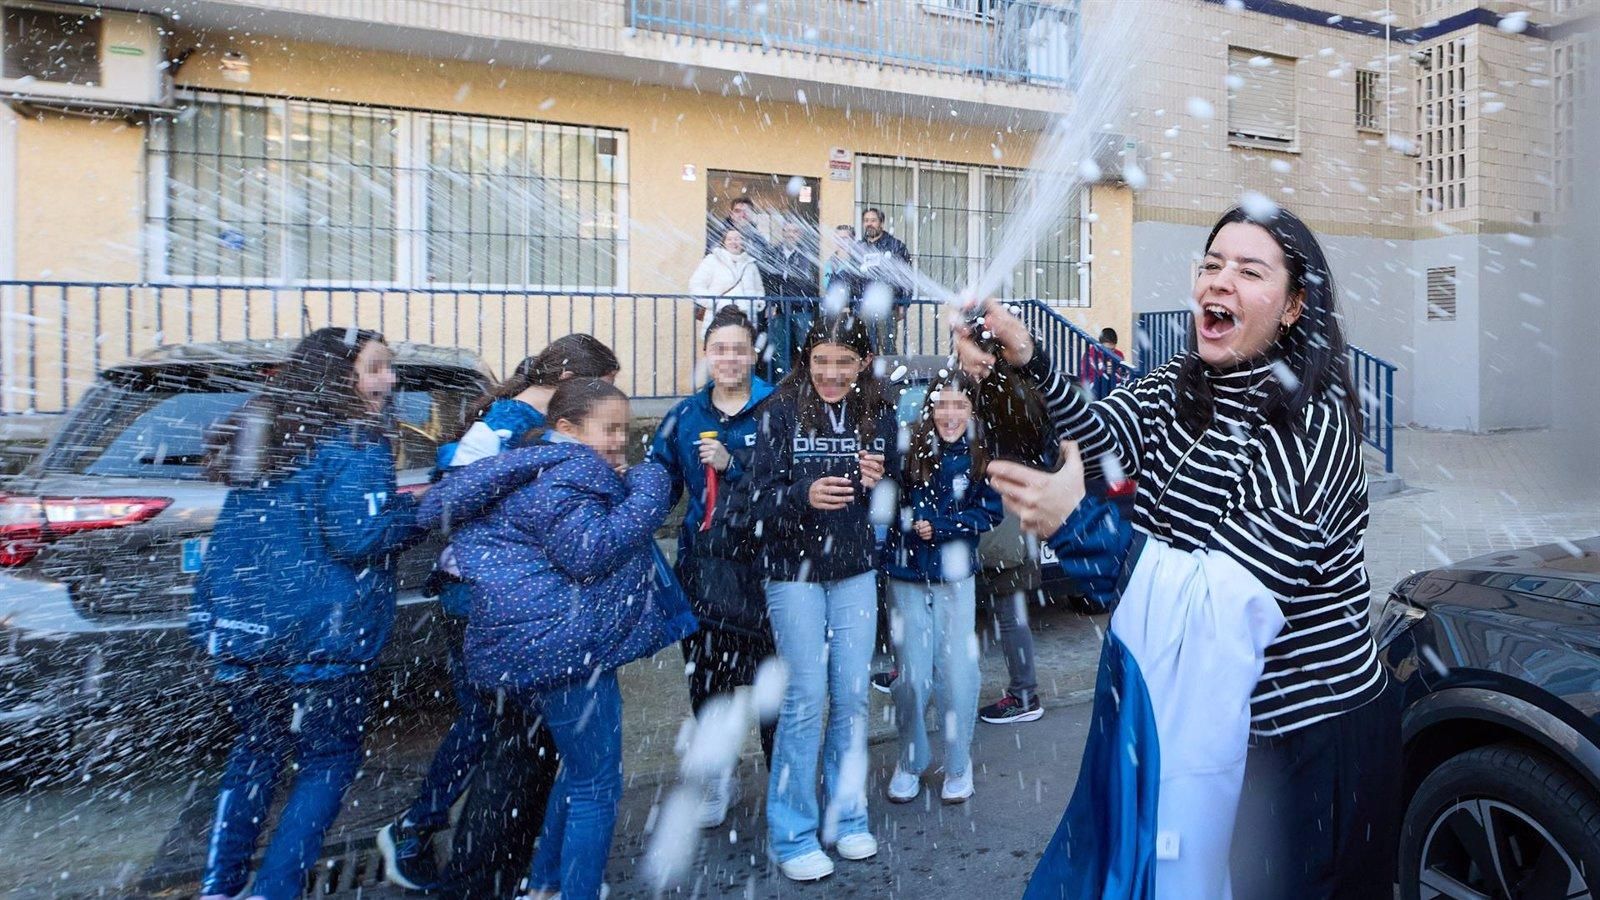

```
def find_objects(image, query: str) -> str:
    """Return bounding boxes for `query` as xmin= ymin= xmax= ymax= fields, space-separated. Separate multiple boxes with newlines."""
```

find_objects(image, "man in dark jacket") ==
xmin=850 ymin=208 xmax=913 ymax=355
xmin=764 ymin=221 xmax=821 ymax=379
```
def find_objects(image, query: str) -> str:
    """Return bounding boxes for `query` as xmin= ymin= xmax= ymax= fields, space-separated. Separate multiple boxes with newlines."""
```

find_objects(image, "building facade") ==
xmin=0 ymin=0 xmax=1588 ymax=431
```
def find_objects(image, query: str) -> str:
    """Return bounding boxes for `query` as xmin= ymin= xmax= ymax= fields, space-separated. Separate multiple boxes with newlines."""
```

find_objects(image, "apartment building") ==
xmin=0 ymin=0 xmax=1588 ymax=430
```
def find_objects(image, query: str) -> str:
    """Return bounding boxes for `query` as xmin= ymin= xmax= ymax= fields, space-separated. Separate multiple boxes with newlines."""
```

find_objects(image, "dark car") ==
xmin=0 ymin=340 xmax=492 ymax=774
xmin=1376 ymin=535 xmax=1600 ymax=899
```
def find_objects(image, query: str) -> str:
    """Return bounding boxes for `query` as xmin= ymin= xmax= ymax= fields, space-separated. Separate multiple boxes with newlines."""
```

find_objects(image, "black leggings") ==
xmin=439 ymin=705 xmax=560 ymax=900
xmin=1229 ymin=681 xmax=1402 ymax=899
xmin=680 ymin=627 xmax=778 ymax=767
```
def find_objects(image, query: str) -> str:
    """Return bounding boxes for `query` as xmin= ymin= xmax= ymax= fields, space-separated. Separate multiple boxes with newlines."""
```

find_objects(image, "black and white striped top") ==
xmin=1025 ymin=351 xmax=1385 ymax=736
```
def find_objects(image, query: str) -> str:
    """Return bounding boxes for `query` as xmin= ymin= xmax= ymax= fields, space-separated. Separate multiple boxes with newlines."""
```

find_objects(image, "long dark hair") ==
xmin=205 ymin=327 xmax=385 ymax=484
xmin=1177 ymin=205 xmax=1362 ymax=435
xmin=904 ymin=371 xmax=988 ymax=487
xmin=778 ymin=313 xmax=886 ymax=445
xmin=457 ymin=334 xmax=620 ymax=439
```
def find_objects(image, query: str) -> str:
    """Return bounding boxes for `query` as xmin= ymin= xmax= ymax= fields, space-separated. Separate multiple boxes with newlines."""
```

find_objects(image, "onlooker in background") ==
xmin=1078 ymin=327 xmax=1127 ymax=400
xmin=708 ymin=196 xmax=772 ymax=264
xmin=765 ymin=220 xmax=822 ymax=380
xmin=975 ymin=513 xmax=1046 ymax=725
xmin=823 ymin=224 xmax=859 ymax=298
xmin=691 ymin=228 xmax=766 ymax=340
xmin=850 ymin=209 xmax=913 ymax=355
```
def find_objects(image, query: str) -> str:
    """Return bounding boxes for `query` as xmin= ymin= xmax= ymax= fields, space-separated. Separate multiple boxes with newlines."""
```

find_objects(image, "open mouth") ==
xmin=1198 ymin=303 xmax=1238 ymax=341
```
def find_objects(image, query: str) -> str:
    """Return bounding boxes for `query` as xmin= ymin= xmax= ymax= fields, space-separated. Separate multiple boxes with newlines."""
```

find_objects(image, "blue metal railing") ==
xmin=1016 ymin=299 xmax=1136 ymax=396
xmin=627 ymin=0 xmax=1080 ymax=87
xmin=1135 ymin=310 xmax=1398 ymax=473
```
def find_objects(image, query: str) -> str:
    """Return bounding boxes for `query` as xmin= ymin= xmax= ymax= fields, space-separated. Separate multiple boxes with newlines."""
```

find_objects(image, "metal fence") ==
xmin=1016 ymin=299 xmax=1136 ymax=391
xmin=628 ymin=0 xmax=1080 ymax=86
xmin=1135 ymin=310 xmax=1398 ymax=473
xmin=0 ymin=283 xmax=972 ymax=414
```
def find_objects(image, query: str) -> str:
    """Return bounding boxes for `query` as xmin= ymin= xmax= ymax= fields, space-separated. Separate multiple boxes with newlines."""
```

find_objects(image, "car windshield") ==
xmin=39 ymin=369 xmax=472 ymax=479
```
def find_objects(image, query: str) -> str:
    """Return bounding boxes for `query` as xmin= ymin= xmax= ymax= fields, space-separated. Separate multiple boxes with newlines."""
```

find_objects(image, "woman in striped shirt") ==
xmin=964 ymin=205 xmax=1398 ymax=898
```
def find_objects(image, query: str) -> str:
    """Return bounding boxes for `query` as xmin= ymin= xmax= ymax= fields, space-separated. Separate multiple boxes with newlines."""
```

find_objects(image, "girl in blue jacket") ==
xmin=195 ymin=327 xmax=423 ymax=900
xmin=647 ymin=306 xmax=778 ymax=828
xmin=380 ymin=333 xmax=619 ymax=891
xmin=881 ymin=371 xmax=1002 ymax=806
xmin=418 ymin=377 xmax=696 ymax=900
xmin=749 ymin=313 xmax=899 ymax=882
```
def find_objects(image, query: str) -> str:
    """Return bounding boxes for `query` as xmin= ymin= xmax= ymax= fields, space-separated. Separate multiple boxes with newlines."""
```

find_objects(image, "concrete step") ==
xmin=1366 ymin=449 xmax=1405 ymax=500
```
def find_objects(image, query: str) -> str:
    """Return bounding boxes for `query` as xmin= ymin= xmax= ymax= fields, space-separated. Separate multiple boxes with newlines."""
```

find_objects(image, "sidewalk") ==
xmin=1363 ymin=428 xmax=1600 ymax=596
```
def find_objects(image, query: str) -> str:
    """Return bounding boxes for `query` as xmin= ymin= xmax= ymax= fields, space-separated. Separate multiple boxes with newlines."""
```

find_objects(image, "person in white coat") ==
xmin=691 ymin=229 xmax=766 ymax=339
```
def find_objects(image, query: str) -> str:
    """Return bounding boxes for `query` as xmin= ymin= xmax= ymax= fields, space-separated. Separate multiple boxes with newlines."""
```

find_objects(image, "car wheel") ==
xmin=1400 ymin=742 xmax=1600 ymax=900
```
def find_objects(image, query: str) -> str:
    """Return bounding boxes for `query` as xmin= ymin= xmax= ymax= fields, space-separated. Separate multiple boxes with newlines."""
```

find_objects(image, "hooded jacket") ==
xmin=191 ymin=426 xmax=423 ymax=681
xmin=882 ymin=436 xmax=1003 ymax=583
xmin=648 ymin=377 xmax=776 ymax=560
xmin=418 ymin=440 xmax=698 ymax=694
xmin=747 ymin=387 xmax=900 ymax=583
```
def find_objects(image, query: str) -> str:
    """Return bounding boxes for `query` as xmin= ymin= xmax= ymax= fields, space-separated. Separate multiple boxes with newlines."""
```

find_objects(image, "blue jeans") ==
xmin=526 ymin=671 xmax=624 ymax=900
xmin=764 ymin=571 xmax=879 ymax=861
xmin=888 ymin=577 xmax=980 ymax=777
xmin=201 ymin=673 xmax=370 ymax=900
xmin=768 ymin=306 xmax=814 ymax=381
xmin=404 ymin=617 xmax=494 ymax=831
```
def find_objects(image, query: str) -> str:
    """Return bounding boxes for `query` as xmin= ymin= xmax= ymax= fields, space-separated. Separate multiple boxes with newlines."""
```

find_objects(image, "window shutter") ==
xmin=1426 ymin=266 xmax=1457 ymax=321
xmin=1228 ymin=48 xmax=1297 ymax=145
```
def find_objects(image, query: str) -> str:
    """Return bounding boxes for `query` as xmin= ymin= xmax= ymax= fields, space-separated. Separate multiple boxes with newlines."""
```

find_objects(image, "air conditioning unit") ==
xmin=0 ymin=2 xmax=170 ymax=111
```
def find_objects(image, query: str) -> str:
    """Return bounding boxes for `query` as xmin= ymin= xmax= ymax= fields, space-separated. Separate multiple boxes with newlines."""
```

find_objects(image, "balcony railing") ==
xmin=627 ymin=0 xmax=1080 ymax=86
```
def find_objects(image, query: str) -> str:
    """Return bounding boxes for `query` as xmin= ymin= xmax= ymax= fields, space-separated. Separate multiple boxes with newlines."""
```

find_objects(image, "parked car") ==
xmin=1375 ymin=535 xmax=1600 ymax=899
xmin=0 ymin=340 xmax=493 ymax=775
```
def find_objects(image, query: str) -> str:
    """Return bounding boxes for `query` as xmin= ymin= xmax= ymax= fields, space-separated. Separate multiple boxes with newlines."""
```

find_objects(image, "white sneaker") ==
xmin=834 ymin=832 xmax=879 ymax=861
xmin=778 ymin=850 xmax=835 ymax=881
xmin=941 ymin=769 xmax=974 ymax=804
xmin=696 ymin=768 xmax=742 ymax=828
xmin=886 ymin=764 xmax=921 ymax=803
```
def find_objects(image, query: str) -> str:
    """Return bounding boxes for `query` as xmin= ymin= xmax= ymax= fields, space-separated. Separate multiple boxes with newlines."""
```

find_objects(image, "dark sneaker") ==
xmin=378 ymin=818 xmax=442 ymax=892
xmin=871 ymin=668 xmax=899 ymax=694
xmin=979 ymin=692 xmax=1043 ymax=724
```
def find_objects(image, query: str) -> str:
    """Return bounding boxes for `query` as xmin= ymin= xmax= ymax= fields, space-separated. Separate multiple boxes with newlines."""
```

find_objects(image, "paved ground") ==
xmin=3 ymin=428 xmax=1598 ymax=898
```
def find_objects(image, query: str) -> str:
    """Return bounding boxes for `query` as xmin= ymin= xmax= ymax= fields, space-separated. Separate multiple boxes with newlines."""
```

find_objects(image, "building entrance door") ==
xmin=705 ymin=170 xmax=821 ymax=252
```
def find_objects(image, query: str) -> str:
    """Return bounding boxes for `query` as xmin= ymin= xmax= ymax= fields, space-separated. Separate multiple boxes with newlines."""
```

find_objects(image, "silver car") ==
xmin=0 ymin=340 xmax=492 ymax=775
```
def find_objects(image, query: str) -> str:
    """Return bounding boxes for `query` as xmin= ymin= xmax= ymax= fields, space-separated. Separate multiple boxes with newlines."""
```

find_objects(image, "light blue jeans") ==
xmin=887 ymin=577 xmax=980 ymax=778
xmin=764 ymin=571 xmax=879 ymax=862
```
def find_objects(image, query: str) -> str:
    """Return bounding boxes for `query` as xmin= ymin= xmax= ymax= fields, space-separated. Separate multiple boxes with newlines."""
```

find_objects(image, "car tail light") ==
xmin=0 ymin=496 xmax=46 ymax=566
xmin=1374 ymin=593 xmax=1428 ymax=650
xmin=0 ymin=495 xmax=172 ymax=567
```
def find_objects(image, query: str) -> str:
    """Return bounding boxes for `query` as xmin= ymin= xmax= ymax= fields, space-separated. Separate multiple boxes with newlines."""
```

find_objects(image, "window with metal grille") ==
xmin=1356 ymin=69 xmax=1382 ymax=131
xmin=2 ymin=5 xmax=101 ymax=85
xmin=1554 ymin=36 xmax=1590 ymax=214
xmin=147 ymin=91 xmax=628 ymax=288
xmin=1426 ymin=266 xmax=1457 ymax=321
xmin=1415 ymin=37 xmax=1471 ymax=215
xmin=1227 ymin=48 xmax=1297 ymax=148
xmin=856 ymin=155 xmax=1087 ymax=306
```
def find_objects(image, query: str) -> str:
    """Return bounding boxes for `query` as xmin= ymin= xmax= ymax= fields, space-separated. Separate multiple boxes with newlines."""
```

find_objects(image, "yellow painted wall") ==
xmin=13 ymin=112 xmax=144 ymax=280
xmin=1085 ymin=183 xmax=1133 ymax=345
